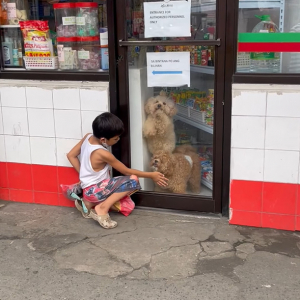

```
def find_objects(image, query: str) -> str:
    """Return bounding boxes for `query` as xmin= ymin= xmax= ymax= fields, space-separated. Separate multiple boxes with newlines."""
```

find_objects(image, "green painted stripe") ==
xmin=238 ymin=33 xmax=300 ymax=43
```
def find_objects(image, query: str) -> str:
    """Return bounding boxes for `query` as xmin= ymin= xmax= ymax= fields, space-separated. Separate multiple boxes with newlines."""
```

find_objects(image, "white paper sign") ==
xmin=147 ymin=52 xmax=190 ymax=87
xmin=144 ymin=0 xmax=191 ymax=38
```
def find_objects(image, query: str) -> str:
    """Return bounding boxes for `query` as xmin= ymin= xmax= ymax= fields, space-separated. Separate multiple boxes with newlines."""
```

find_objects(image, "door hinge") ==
xmin=116 ymin=55 xmax=124 ymax=65
xmin=222 ymin=101 xmax=225 ymax=106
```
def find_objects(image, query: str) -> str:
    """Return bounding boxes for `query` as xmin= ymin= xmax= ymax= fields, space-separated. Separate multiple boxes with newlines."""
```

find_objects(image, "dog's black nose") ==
xmin=154 ymin=159 xmax=158 ymax=163
xmin=157 ymin=104 xmax=161 ymax=108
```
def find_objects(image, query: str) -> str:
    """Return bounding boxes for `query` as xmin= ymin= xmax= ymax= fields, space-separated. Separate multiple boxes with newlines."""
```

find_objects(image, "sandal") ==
xmin=75 ymin=199 xmax=91 ymax=219
xmin=90 ymin=210 xmax=117 ymax=229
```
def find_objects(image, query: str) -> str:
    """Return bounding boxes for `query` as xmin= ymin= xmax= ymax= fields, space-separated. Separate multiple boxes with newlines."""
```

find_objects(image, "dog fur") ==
xmin=150 ymin=145 xmax=201 ymax=194
xmin=143 ymin=91 xmax=177 ymax=154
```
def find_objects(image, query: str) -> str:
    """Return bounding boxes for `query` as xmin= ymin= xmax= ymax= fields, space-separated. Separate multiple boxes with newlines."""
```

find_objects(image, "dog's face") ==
xmin=150 ymin=151 xmax=174 ymax=175
xmin=145 ymin=95 xmax=177 ymax=117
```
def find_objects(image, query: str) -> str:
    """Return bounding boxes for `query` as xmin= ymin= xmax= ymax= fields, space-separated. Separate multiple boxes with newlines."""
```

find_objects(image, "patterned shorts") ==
xmin=83 ymin=176 xmax=141 ymax=203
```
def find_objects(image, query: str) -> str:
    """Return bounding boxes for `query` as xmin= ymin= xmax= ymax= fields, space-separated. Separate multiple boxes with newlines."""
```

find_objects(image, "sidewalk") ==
xmin=1 ymin=200 xmax=300 ymax=300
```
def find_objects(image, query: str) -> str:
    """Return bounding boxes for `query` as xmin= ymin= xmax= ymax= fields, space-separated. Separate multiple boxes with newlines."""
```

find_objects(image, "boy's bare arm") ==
xmin=97 ymin=150 xmax=168 ymax=187
xmin=67 ymin=133 xmax=90 ymax=173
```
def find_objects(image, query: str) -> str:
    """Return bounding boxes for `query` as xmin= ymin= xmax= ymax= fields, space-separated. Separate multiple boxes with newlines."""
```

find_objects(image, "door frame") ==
xmin=111 ymin=0 xmax=230 ymax=214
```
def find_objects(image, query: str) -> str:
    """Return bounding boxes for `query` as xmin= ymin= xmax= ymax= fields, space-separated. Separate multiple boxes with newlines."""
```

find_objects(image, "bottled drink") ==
xmin=250 ymin=15 xmax=280 ymax=73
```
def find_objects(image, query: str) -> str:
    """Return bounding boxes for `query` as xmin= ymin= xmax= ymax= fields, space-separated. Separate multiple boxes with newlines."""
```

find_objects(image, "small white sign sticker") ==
xmin=147 ymin=52 xmax=190 ymax=87
xmin=144 ymin=0 xmax=191 ymax=38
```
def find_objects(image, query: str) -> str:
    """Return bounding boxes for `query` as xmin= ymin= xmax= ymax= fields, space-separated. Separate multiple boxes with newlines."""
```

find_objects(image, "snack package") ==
xmin=19 ymin=20 xmax=54 ymax=57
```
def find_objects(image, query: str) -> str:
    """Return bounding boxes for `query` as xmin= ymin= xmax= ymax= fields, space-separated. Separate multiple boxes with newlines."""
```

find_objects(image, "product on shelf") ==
xmin=75 ymin=2 xmax=98 ymax=37
xmin=57 ymin=37 xmax=78 ymax=70
xmin=198 ymin=146 xmax=213 ymax=184
xmin=54 ymin=3 xmax=76 ymax=37
xmin=100 ymin=27 xmax=108 ymax=70
xmin=20 ymin=20 xmax=53 ymax=56
xmin=250 ymin=15 xmax=280 ymax=73
xmin=156 ymin=45 xmax=215 ymax=67
xmin=170 ymin=88 xmax=214 ymax=126
xmin=5 ymin=0 xmax=29 ymax=25
xmin=77 ymin=36 xmax=100 ymax=70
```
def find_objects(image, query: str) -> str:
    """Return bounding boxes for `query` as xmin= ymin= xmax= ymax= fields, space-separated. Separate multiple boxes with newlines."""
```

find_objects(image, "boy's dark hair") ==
xmin=92 ymin=112 xmax=124 ymax=139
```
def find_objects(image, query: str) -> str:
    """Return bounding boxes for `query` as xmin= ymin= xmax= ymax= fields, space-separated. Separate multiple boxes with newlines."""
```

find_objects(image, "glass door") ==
xmin=115 ymin=0 xmax=226 ymax=213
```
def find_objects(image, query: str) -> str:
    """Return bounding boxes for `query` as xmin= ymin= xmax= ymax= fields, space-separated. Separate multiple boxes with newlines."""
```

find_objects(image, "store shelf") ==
xmin=191 ymin=65 xmax=214 ymax=75
xmin=0 ymin=25 xmax=20 ymax=28
xmin=174 ymin=114 xmax=213 ymax=134
xmin=202 ymin=177 xmax=213 ymax=190
xmin=192 ymin=3 xmax=215 ymax=13
xmin=239 ymin=0 xmax=282 ymax=9
xmin=191 ymin=0 xmax=282 ymax=12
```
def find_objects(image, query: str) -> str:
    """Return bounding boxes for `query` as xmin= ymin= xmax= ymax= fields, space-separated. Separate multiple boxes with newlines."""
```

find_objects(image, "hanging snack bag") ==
xmin=19 ymin=21 xmax=54 ymax=57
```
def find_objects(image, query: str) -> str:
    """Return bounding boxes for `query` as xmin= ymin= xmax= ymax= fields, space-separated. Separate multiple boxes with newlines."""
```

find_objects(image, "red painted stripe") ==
xmin=238 ymin=42 xmax=300 ymax=52
xmin=230 ymin=179 xmax=300 ymax=231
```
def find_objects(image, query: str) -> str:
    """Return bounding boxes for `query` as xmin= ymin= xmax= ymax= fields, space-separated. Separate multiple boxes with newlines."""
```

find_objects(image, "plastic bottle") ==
xmin=2 ymin=30 xmax=13 ymax=66
xmin=250 ymin=15 xmax=280 ymax=73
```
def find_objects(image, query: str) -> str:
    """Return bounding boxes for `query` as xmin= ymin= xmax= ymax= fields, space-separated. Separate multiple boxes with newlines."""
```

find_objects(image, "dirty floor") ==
xmin=0 ymin=201 xmax=300 ymax=300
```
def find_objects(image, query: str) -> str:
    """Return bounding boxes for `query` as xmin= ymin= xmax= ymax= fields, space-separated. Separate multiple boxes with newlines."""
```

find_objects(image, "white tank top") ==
xmin=80 ymin=134 xmax=110 ymax=189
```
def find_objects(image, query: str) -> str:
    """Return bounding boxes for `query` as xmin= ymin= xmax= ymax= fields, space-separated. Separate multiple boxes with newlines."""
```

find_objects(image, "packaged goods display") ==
xmin=54 ymin=3 xmax=76 ymax=37
xmin=3 ymin=0 xmax=29 ymax=25
xmin=77 ymin=36 xmax=100 ymax=70
xmin=155 ymin=45 xmax=215 ymax=67
xmin=170 ymin=88 xmax=214 ymax=127
xmin=19 ymin=20 xmax=53 ymax=56
xmin=75 ymin=2 xmax=98 ymax=37
xmin=57 ymin=37 xmax=78 ymax=70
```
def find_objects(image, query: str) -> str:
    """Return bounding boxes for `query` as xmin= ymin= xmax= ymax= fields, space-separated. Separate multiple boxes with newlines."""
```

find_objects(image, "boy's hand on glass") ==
xmin=152 ymin=172 xmax=168 ymax=187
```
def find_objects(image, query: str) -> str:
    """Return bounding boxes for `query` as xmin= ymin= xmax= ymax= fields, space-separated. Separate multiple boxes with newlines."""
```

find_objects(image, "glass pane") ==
xmin=126 ymin=0 xmax=216 ymax=41
xmin=237 ymin=0 xmax=300 ymax=73
xmin=128 ymin=45 xmax=214 ymax=196
xmin=0 ymin=0 xmax=108 ymax=72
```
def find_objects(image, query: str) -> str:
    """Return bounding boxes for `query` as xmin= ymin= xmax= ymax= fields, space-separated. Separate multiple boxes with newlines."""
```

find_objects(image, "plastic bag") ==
xmin=112 ymin=196 xmax=135 ymax=217
xmin=60 ymin=182 xmax=83 ymax=202
xmin=60 ymin=182 xmax=135 ymax=217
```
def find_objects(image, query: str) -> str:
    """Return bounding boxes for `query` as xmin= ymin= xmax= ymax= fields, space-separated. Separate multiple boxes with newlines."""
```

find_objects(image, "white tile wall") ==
xmin=56 ymin=138 xmax=80 ymax=167
xmin=53 ymin=89 xmax=80 ymax=110
xmin=54 ymin=109 xmax=82 ymax=139
xmin=30 ymin=137 xmax=56 ymax=166
xmin=5 ymin=135 xmax=31 ymax=164
xmin=0 ymin=108 xmax=3 ymax=134
xmin=264 ymin=150 xmax=299 ymax=184
xmin=26 ymin=87 xmax=53 ymax=109
xmin=0 ymin=82 xmax=109 ymax=166
xmin=28 ymin=108 xmax=55 ymax=137
xmin=265 ymin=117 xmax=300 ymax=151
xmin=0 ymin=135 xmax=6 ymax=161
xmin=2 ymin=107 xmax=29 ymax=136
xmin=232 ymin=91 xmax=266 ymax=116
xmin=81 ymin=110 xmax=102 ymax=136
xmin=231 ymin=148 xmax=264 ymax=181
xmin=267 ymin=92 xmax=300 ymax=117
xmin=231 ymin=116 xmax=265 ymax=149
xmin=80 ymin=89 xmax=108 ymax=111
xmin=0 ymin=87 xmax=26 ymax=107
xmin=231 ymin=86 xmax=300 ymax=184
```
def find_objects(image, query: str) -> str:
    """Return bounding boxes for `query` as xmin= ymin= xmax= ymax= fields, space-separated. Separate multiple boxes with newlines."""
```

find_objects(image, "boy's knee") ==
xmin=130 ymin=175 xmax=139 ymax=182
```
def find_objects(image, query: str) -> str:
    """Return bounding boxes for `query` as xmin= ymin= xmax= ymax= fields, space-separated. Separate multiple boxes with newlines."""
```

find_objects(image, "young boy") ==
xmin=67 ymin=112 xmax=168 ymax=229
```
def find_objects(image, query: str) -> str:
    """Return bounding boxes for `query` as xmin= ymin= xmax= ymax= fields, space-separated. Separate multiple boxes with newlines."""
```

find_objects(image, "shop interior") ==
xmin=127 ymin=0 xmax=216 ymax=197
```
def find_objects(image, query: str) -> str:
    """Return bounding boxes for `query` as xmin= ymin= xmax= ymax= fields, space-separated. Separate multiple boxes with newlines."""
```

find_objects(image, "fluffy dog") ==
xmin=150 ymin=145 xmax=201 ymax=194
xmin=143 ymin=91 xmax=177 ymax=154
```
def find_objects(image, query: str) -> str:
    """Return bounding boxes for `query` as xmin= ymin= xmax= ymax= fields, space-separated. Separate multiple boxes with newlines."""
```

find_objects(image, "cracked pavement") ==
xmin=1 ymin=201 xmax=300 ymax=300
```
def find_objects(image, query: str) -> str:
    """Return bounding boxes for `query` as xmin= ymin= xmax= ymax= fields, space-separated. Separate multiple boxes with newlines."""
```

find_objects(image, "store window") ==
xmin=126 ymin=0 xmax=216 ymax=197
xmin=236 ymin=0 xmax=300 ymax=73
xmin=0 ymin=0 xmax=108 ymax=72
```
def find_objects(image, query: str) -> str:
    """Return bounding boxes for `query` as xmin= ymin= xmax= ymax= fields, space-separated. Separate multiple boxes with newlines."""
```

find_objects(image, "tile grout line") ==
xmin=25 ymin=87 xmax=35 ymax=203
